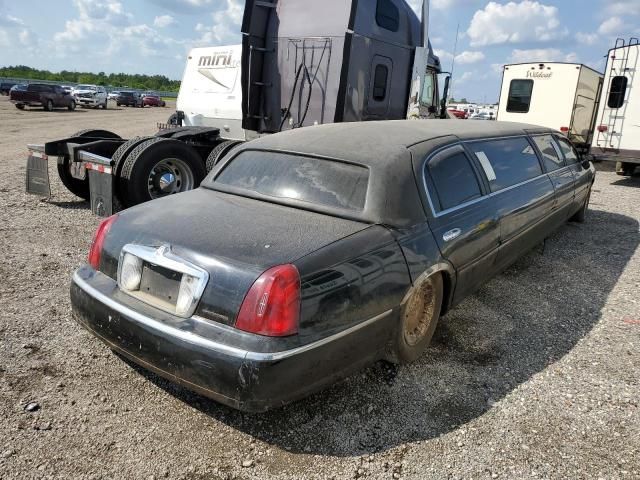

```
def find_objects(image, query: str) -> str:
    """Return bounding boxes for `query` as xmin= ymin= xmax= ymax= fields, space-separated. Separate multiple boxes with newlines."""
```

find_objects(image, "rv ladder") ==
xmin=596 ymin=38 xmax=638 ymax=149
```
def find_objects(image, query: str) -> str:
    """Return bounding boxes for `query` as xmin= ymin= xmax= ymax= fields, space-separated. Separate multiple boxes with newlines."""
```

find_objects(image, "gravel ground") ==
xmin=0 ymin=96 xmax=639 ymax=480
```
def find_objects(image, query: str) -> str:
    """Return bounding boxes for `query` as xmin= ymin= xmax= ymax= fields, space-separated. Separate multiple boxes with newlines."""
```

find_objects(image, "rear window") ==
xmin=506 ymin=79 xmax=534 ymax=113
xmin=213 ymin=151 xmax=369 ymax=211
xmin=469 ymin=137 xmax=543 ymax=192
xmin=427 ymin=149 xmax=482 ymax=211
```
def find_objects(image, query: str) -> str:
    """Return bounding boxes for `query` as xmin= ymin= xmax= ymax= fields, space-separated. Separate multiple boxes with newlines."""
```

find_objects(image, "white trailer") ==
xmin=497 ymin=62 xmax=603 ymax=152
xmin=172 ymin=45 xmax=246 ymax=141
xmin=591 ymin=38 xmax=640 ymax=176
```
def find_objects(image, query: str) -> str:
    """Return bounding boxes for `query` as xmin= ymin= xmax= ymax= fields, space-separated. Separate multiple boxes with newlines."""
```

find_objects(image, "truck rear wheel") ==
xmin=56 ymin=129 xmax=122 ymax=200
xmin=119 ymin=138 xmax=206 ymax=207
xmin=205 ymin=140 xmax=243 ymax=172
xmin=167 ymin=113 xmax=179 ymax=125
xmin=44 ymin=99 xmax=53 ymax=112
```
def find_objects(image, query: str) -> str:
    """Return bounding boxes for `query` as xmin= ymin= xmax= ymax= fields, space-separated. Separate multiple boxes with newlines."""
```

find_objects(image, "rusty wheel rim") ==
xmin=403 ymin=277 xmax=436 ymax=347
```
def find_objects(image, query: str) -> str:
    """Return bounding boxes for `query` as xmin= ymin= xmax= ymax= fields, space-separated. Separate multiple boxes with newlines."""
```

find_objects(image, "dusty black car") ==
xmin=70 ymin=120 xmax=595 ymax=411
xmin=10 ymin=83 xmax=76 ymax=111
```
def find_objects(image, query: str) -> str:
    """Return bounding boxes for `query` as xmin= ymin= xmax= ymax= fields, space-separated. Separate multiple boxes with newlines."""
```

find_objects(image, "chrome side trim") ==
xmin=72 ymin=271 xmax=392 ymax=362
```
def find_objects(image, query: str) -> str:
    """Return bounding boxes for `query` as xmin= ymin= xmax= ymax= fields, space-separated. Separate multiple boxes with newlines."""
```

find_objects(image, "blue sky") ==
xmin=1 ymin=0 xmax=639 ymax=103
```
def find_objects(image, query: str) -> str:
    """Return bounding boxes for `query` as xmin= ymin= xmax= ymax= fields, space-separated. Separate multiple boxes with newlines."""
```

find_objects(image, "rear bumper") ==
xmin=70 ymin=266 xmax=394 ymax=412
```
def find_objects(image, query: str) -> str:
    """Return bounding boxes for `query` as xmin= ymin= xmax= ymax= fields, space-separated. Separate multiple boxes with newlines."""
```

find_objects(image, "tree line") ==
xmin=0 ymin=65 xmax=180 ymax=92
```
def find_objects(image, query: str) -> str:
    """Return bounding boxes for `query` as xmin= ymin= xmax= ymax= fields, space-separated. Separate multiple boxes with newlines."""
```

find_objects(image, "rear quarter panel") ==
xmin=294 ymin=225 xmax=411 ymax=346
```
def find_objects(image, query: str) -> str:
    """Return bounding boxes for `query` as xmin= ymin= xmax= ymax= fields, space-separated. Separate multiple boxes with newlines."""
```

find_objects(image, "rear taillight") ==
xmin=235 ymin=264 xmax=300 ymax=337
xmin=88 ymin=214 xmax=118 ymax=270
xmin=597 ymin=125 xmax=608 ymax=132
xmin=560 ymin=126 xmax=569 ymax=133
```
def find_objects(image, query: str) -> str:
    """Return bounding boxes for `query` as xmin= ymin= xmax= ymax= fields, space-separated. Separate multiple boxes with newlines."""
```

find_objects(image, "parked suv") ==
xmin=72 ymin=85 xmax=108 ymax=109
xmin=116 ymin=91 xmax=143 ymax=107
xmin=10 ymin=83 xmax=76 ymax=111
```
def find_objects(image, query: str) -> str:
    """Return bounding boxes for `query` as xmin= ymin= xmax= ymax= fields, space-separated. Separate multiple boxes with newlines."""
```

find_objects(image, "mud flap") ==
xmin=87 ymin=166 xmax=114 ymax=217
xmin=25 ymin=151 xmax=51 ymax=197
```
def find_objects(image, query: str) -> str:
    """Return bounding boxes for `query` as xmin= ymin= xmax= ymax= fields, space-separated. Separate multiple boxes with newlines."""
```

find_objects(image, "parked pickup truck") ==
xmin=10 ymin=83 xmax=77 ymax=111
xmin=72 ymin=84 xmax=108 ymax=109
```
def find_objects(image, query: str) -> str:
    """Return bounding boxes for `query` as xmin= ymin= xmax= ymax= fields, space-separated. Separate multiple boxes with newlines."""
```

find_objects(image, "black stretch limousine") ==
xmin=70 ymin=120 xmax=595 ymax=411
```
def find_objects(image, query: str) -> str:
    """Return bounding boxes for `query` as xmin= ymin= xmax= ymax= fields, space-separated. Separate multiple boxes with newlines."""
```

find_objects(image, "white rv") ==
xmin=497 ymin=63 xmax=603 ymax=152
xmin=591 ymin=39 xmax=640 ymax=176
xmin=175 ymin=45 xmax=245 ymax=140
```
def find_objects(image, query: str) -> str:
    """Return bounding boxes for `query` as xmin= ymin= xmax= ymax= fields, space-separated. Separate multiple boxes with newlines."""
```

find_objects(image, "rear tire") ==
xmin=119 ymin=138 xmax=206 ymax=207
xmin=387 ymin=273 xmax=443 ymax=364
xmin=15 ymin=104 xmax=24 ymax=110
xmin=167 ymin=113 xmax=179 ymax=125
xmin=45 ymin=99 xmax=53 ymax=112
xmin=68 ymin=100 xmax=76 ymax=111
xmin=56 ymin=129 xmax=122 ymax=200
xmin=205 ymin=140 xmax=243 ymax=172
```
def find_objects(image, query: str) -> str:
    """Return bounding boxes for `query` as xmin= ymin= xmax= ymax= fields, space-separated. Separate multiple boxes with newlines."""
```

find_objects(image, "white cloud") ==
xmin=153 ymin=15 xmax=175 ymax=28
xmin=598 ymin=17 xmax=625 ymax=36
xmin=467 ymin=1 xmax=567 ymax=47
xmin=575 ymin=32 xmax=598 ymax=46
xmin=455 ymin=50 xmax=485 ymax=64
xmin=148 ymin=0 xmax=217 ymax=14
xmin=0 ymin=2 xmax=37 ymax=50
xmin=434 ymin=49 xmax=453 ymax=62
xmin=407 ymin=0 xmax=481 ymax=11
xmin=193 ymin=0 xmax=243 ymax=46
xmin=509 ymin=48 xmax=579 ymax=63
xmin=606 ymin=1 xmax=640 ymax=16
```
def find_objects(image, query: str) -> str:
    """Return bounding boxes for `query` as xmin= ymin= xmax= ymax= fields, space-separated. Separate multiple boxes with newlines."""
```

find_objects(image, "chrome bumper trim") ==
xmin=72 ymin=270 xmax=392 ymax=362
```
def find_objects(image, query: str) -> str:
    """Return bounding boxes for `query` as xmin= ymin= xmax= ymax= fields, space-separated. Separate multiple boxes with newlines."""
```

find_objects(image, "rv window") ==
xmin=373 ymin=64 xmax=389 ymax=101
xmin=608 ymin=76 xmax=627 ymax=109
xmin=506 ymin=79 xmax=534 ymax=113
xmin=376 ymin=0 xmax=400 ymax=32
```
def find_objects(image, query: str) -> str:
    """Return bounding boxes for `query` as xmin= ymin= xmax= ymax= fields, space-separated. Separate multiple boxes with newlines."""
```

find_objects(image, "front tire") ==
xmin=388 ymin=273 xmax=443 ymax=364
xmin=68 ymin=100 xmax=76 ymax=111
xmin=570 ymin=188 xmax=591 ymax=223
xmin=45 ymin=99 xmax=53 ymax=112
xmin=119 ymin=138 xmax=206 ymax=207
xmin=15 ymin=104 xmax=25 ymax=110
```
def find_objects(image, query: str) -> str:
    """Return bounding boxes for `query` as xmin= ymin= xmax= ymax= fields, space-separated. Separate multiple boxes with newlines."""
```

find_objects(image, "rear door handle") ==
xmin=443 ymin=228 xmax=462 ymax=242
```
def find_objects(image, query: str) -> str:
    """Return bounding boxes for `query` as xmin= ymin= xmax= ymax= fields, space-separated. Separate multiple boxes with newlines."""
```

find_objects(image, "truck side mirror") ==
xmin=440 ymin=75 xmax=451 ymax=119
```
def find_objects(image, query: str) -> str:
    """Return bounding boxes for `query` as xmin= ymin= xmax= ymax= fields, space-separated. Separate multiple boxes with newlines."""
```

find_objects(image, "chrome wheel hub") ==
xmin=147 ymin=157 xmax=194 ymax=199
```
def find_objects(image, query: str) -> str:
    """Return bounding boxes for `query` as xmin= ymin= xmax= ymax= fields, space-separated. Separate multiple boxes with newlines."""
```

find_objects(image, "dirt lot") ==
xmin=0 ymin=96 xmax=638 ymax=480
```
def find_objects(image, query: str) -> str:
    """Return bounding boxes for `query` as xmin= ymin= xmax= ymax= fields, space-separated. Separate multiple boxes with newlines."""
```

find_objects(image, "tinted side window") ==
xmin=532 ymin=135 xmax=564 ymax=172
xmin=506 ymin=79 xmax=534 ymax=113
xmin=372 ymin=64 xmax=388 ymax=101
xmin=427 ymin=150 xmax=482 ymax=211
xmin=469 ymin=137 xmax=542 ymax=192
xmin=555 ymin=137 xmax=579 ymax=164
xmin=608 ymin=76 xmax=627 ymax=109
xmin=376 ymin=0 xmax=399 ymax=32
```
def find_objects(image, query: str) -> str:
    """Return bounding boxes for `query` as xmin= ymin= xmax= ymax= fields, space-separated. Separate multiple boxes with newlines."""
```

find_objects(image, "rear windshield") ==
xmin=211 ymin=151 xmax=369 ymax=211
xmin=120 ymin=91 xmax=133 ymax=96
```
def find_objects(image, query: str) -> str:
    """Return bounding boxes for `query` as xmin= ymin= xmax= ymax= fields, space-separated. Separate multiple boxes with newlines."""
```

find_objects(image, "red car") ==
xmin=447 ymin=108 xmax=467 ymax=119
xmin=142 ymin=94 xmax=166 ymax=107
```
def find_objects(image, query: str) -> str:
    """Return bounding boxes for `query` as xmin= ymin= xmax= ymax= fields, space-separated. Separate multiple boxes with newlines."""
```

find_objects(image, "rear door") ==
xmin=422 ymin=144 xmax=501 ymax=302
xmin=465 ymin=136 xmax=555 ymax=270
